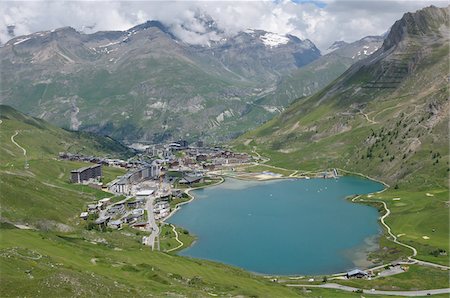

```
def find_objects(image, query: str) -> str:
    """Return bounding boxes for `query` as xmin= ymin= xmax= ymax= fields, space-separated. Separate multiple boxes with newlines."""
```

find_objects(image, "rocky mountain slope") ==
xmin=236 ymin=5 xmax=449 ymax=187
xmin=254 ymin=35 xmax=384 ymax=110
xmin=0 ymin=20 xmax=322 ymax=143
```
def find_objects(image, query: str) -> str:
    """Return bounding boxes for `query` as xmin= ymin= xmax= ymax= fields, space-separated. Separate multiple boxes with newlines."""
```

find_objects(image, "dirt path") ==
xmin=354 ymin=197 xmax=417 ymax=257
xmin=11 ymin=130 xmax=29 ymax=169
xmin=11 ymin=131 xmax=27 ymax=156
xmin=252 ymin=147 xmax=270 ymax=163
xmin=165 ymin=224 xmax=184 ymax=253
xmin=289 ymin=170 xmax=298 ymax=177
xmin=360 ymin=110 xmax=378 ymax=124
xmin=354 ymin=196 xmax=450 ymax=270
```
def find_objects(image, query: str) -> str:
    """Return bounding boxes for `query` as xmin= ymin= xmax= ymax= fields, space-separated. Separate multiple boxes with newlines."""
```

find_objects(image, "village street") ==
xmin=145 ymin=196 xmax=159 ymax=250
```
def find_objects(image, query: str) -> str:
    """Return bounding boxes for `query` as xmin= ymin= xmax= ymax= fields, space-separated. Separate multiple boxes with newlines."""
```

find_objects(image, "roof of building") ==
xmin=179 ymin=176 xmax=203 ymax=184
xmin=94 ymin=216 xmax=110 ymax=224
xmin=132 ymin=208 xmax=145 ymax=215
xmin=155 ymin=201 xmax=169 ymax=206
xmin=347 ymin=269 xmax=368 ymax=276
xmin=136 ymin=189 xmax=154 ymax=196
xmin=71 ymin=164 xmax=101 ymax=173
xmin=127 ymin=213 xmax=142 ymax=219
xmin=108 ymin=220 xmax=122 ymax=225
xmin=132 ymin=221 xmax=147 ymax=226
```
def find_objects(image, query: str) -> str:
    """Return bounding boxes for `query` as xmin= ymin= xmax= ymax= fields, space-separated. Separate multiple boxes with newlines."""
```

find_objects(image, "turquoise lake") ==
xmin=168 ymin=176 xmax=384 ymax=275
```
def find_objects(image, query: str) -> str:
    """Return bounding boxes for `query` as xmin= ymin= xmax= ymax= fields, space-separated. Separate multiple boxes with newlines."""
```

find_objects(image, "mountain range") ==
xmin=0 ymin=19 xmax=383 ymax=144
xmin=236 ymin=5 xmax=449 ymax=187
xmin=0 ymin=5 xmax=449 ymax=296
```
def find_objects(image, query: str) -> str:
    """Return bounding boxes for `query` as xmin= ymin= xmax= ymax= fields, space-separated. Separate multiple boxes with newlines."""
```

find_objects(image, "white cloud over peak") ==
xmin=0 ymin=0 xmax=448 ymax=50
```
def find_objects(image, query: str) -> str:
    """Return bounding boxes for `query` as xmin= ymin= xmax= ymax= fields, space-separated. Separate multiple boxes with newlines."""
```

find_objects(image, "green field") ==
xmin=159 ymin=223 xmax=195 ymax=252
xmin=0 ymin=228 xmax=305 ymax=297
xmin=337 ymin=265 xmax=450 ymax=291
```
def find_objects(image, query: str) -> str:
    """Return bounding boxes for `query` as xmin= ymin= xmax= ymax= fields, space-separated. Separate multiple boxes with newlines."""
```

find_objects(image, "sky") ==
xmin=1 ymin=0 xmax=448 ymax=50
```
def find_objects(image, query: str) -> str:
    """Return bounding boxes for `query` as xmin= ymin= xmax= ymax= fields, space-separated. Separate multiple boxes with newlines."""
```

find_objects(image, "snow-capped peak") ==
xmin=259 ymin=32 xmax=289 ymax=48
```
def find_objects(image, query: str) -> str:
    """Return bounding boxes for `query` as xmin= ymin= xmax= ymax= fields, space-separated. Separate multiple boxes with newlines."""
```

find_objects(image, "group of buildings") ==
xmin=59 ymin=152 xmax=147 ymax=169
xmin=70 ymin=164 xmax=102 ymax=184
xmin=143 ymin=140 xmax=252 ymax=170
xmin=80 ymin=196 xmax=148 ymax=230
xmin=169 ymin=146 xmax=252 ymax=171
xmin=72 ymin=141 xmax=253 ymax=240
xmin=109 ymin=163 xmax=161 ymax=194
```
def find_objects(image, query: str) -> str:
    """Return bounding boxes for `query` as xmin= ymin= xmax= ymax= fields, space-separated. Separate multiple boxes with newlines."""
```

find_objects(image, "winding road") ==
xmin=11 ymin=131 xmax=27 ymax=156
xmin=354 ymin=196 xmax=450 ymax=270
xmin=11 ymin=130 xmax=29 ymax=169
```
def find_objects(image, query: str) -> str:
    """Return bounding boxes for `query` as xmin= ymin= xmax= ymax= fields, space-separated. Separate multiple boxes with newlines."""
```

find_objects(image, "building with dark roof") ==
xmin=179 ymin=175 xmax=204 ymax=185
xmin=70 ymin=164 xmax=102 ymax=183
xmin=346 ymin=269 xmax=368 ymax=279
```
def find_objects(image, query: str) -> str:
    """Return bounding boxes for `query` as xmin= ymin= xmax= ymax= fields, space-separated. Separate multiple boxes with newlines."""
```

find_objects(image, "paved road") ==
xmin=145 ymin=196 xmax=159 ymax=250
xmin=412 ymin=259 xmax=450 ymax=270
xmin=286 ymin=283 xmax=450 ymax=296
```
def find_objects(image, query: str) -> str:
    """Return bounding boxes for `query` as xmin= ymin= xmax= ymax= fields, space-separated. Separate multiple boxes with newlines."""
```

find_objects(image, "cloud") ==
xmin=0 ymin=0 xmax=448 ymax=50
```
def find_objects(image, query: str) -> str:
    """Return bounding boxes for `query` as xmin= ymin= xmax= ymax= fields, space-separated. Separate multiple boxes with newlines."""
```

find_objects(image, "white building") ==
xmin=136 ymin=189 xmax=154 ymax=200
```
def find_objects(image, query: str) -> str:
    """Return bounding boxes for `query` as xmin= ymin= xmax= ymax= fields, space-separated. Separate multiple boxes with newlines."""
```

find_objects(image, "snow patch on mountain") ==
xmin=351 ymin=46 xmax=379 ymax=59
xmin=262 ymin=105 xmax=281 ymax=113
xmin=260 ymin=32 xmax=289 ymax=47
xmin=13 ymin=37 xmax=31 ymax=45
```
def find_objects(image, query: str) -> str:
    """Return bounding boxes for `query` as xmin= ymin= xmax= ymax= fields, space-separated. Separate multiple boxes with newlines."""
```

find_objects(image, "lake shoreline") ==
xmin=167 ymin=173 xmax=387 ymax=276
xmin=162 ymin=175 xmax=225 ymax=223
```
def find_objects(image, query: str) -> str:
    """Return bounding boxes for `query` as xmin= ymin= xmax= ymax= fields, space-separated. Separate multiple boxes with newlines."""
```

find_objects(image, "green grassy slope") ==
xmin=0 ymin=105 xmax=131 ymax=227
xmin=0 ymin=104 xmax=132 ymax=162
xmin=0 ymin=229 xmax=304 ymax=297
xmin=234 ymin=6 xmax=449 ymax=266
